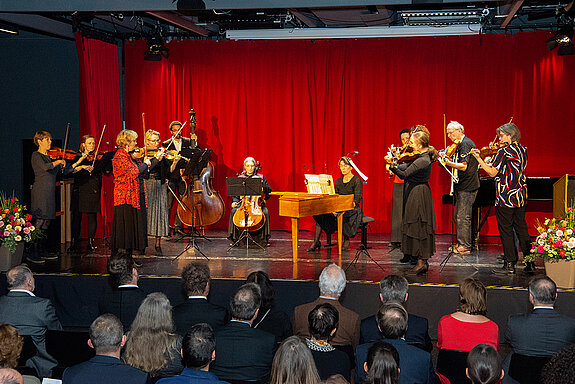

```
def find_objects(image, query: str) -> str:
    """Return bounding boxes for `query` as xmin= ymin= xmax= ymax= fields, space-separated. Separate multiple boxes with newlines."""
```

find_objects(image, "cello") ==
xmin=176 ymin=108 xmax=226 ymax=227
xmin=232 ymin=162 xmax=266 ymax=232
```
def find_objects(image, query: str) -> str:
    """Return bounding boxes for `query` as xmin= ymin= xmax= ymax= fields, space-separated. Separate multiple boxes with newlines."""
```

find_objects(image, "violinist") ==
xmin=471 ymin=123 xmax=531 ymax=275
xmin=144 ymin=129 xmax=179 ymax=255
xmin=308 ymin=156 xmax=363 ymax=252
xmin=28 ymin=131 xmax=74 ymax=263
xmin=387 ymin=130 xmax=438 ymax=275
xmin=439 ymin=121 xmax=480 ymax=254
xmin=228 ymin=157 xmax=272 ymax=246
xmin=110 ymin=130 xmax=164 ymax=258
xmin=388 ymin=128 xmax=411 ymax=251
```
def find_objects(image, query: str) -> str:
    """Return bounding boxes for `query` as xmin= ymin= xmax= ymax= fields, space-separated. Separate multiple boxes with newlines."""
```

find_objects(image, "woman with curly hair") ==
xmin=0 ymin=324 xmax=40 ymax=384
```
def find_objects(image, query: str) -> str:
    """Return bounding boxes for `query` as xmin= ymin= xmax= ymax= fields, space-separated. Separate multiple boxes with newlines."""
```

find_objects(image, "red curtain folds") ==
xmin=118 ymin=32 xmax=575 ymax=236
xmin=75 ymin=33 xmax=122 ymax=238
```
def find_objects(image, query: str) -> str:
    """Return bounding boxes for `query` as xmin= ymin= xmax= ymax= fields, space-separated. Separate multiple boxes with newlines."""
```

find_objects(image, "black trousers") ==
xmin=495 ymin=205 xmax=532 ymax=263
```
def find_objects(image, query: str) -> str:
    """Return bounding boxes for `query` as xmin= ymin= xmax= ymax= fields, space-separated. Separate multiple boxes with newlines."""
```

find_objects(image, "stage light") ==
xmin=144 ymin=36 xmax=169 ymax=61
xmin=547 ymin=25 xmax=575 ymax=55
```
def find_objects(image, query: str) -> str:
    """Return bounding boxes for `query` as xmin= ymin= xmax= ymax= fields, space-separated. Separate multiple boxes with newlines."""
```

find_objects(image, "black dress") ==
xmin=313 ymin=175 xmax=363 ymax=238
xmin=30 ymin=152 xmax=66 ymax=220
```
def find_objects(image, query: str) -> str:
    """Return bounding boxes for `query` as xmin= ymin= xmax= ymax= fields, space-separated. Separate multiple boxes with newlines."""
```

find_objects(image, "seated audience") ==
xmin=270 ymin=336 xmax=320 ymax=384
xmin=466 ymin=344 xmax=503 ymax=384
xmin=211 ymin=283 xmax=275 ymax=383
xmin=156 ymin=323 xmax=228 ymax=384
xmin=360 ymin=274 xmax=432 ymax=351
xmin=0 ymin=368 xmax=23 ymax=384
xmin=62 ymin=314 xmax=148 ymax=384
xmin=123 ymin=292 xmax=183 ymax=381
xmin=246 ymin=271 xmax=292 ymax=344
xmin=355 ymin=303 xmax=437 ymax=384
xmin=363 ymin=341 xmax=401 ymax=384
xmin=0 ymin=325 xmax=40 ymax=384
xmin=173 ymin=263 xmax=228 ymax=335
xmin=305 ymin=303 xmax=351 ymax=381
xmin=294 ymin=264 xmax=360 ymax=349
xmin=437 ymin=278 xmax=499 ymax=351
xmin=0 ymin=265 xmax=62 ymax=378
xmin=99 ymin=251 xmax=147 ymax=329
xmin=541 ymin=344 xmax=575 ymax=384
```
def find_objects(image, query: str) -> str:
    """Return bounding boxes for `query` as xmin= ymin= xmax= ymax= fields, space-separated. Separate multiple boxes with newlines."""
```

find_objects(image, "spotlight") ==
xmin=547 ymin=25 xmax=575 ymax=55
xmin=144 ymin=36 xmax=169 ymax=61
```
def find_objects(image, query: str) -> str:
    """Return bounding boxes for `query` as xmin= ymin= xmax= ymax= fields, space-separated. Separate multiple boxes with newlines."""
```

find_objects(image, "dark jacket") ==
xmin=62 ymin=355 xmax=148 ymax=384
xmin=360 ymin=313 xmax=433 ymax=352
xmin=98 ymin=286 xmax=147 ymax=330
xmin=172 ymin=298 xmax=229 ymax=336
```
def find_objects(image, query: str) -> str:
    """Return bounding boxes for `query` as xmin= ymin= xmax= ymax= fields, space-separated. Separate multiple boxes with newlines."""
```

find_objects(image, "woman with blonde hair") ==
xmin=270 ymin=336 xmax=320 ymax=384
xmin=124 ymin=292 xmax=183 ymax=381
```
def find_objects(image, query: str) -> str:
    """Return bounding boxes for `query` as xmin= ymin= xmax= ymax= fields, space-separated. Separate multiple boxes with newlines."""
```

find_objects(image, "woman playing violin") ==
xmin=471 ymin=123 xmax=531 ymax=275
xmin=388 ymin=128 xmax=411 ymax=251
xmin=387 ymin=129 xmax=438 ymax=275
xmin=228 ymin=157 xmax=272 ymax=246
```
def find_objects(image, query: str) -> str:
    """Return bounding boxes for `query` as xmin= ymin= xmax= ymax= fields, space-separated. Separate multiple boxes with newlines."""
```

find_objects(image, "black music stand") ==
xmin=226 ymin=177 xmax=266 ymax=251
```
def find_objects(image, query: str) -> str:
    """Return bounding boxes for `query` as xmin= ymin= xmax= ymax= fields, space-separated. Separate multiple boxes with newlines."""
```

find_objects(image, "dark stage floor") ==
xmin=33 ymin=230 xmax=542 ymax=288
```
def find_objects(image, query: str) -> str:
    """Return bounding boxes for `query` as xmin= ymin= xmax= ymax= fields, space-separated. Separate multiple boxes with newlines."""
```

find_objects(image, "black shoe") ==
xmin=524 ymin=261 xmax=535 ymax=274
xmin=492 ymin=262 xmax=516 ymax=275
xmin=155 ymin=246 xmax=163 ymax=256
xmin=88 ymin=238 xmax=96 ymax=252
xmin=307 ymin=241 xmax=321 ymax=252
xmin=399 ymin=254 xmax=411 ymax=263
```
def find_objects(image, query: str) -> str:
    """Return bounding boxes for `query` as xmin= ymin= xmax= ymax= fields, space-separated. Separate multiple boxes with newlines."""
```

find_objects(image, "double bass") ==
xmin=176 ymin=109 xmax=225 ymax=227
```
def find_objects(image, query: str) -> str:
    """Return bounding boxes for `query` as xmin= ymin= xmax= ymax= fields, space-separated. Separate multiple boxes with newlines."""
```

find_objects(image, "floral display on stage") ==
xmin=527 ymin=205 xmax=575 ymax=263
xmin=0 ymin=192 xmax=41 ymax=253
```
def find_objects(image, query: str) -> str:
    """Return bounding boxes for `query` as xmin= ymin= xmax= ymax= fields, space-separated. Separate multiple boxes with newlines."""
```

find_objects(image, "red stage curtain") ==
xmin=121 ymin=32 xmax=575 ymax=236
xmin=75 ymin=33 xmax=121 ymax=238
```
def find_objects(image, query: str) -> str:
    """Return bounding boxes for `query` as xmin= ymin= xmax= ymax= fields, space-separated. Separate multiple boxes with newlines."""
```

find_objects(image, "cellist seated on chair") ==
xmin=228 ymin=157 xmax=272 ymax=246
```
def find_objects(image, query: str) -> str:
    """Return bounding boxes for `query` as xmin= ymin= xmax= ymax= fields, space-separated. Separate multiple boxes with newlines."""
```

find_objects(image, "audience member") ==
xmin=355 ymin=303 xmax=437 ymax=384
xmin=123 ymin=292 xmax=183 ymax=381
xmin=363 ymin=341 xmax=400 ymax=384
xmin=156 ymin=323 xmax=228 ymax=384
xmin=246 ymin=271 xmax=292 ymax=344
xmin=62 ymin=314 xmax=148 ymax=384
xmin=270 ymin=336 xmax=320 ymax=384
xmin=0 ymin=325 xmax=40 ymax=384
xmin=540 ymin=344 xmax=575 ymax=384
xmin=305 ymin=303 xmax=351 ymax=381
xmin=99 ymin=251 xmax=147 ymax=329
xmin=0 ymin=265 xmax=62 ymax=378
xmin=172 ymin=263 xmax=228 ymax=335
xmin=0 ymin=368 xmax=23 ymax=384
xmin=437 ymin=278 xmax=499 ymax=351
xmin=293 ymin=264 xmax=360 ymax=349
xmin=211 ymin=283 xmax=275 ymax=383
xmin=360 ymin=274 xmax=432 ymax=351
xmin=466 ymin=344 xmax=503 ymax=384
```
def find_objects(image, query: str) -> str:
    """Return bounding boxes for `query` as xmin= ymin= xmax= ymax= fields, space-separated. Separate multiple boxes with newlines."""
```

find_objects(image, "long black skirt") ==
xmin=110 ymin=204 xmax=148 ymax=251
xmin=401 ymin=183 xmax=436 ymax=260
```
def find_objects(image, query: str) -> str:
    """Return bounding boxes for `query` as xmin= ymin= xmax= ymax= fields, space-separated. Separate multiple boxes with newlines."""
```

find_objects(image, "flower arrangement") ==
xmin=526 ymin=205 xmax=575 ymax=263
xmin=0 ymin=192 xmax=41 ymax=253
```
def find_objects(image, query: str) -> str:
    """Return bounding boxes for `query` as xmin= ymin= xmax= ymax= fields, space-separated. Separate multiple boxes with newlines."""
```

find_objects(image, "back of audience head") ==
xmin=541 ymin=344 xmax=575 ymax=384
xmin=246 ymin=270 xmax=275 ymax=311
xmin=182 ymin=323 xmax=216 ymax=370
xmin=0 ymin=325 xmax=23 ymax=369
xmin=6 ymin=265 xmax=33 ymax=291
xmin=230 ymin=283 xmax=261 ymax=321
xmin=319 ymin=264 xmax=346 ymax=298
xmin=458 ymin=278 xmax=487 ymax=316
xmin=130 ymin=292 xmax=174 ymax=333
xmin=376 ymin=303 xmax=408 ymax=340
xmin=182 ymin=262 xmax=210 ymax=296
xmin=270 ymin=336 xmax=320 ymax=384
xmin=107 ymin=251 xmax=137 ymax=287
xmin=0 ymin=368 xmax=23 ymax=384
xmin=466 ymin=344 xmax=503 ymax=384
xmin=89 ymin=314 xmax=125 ymax=355
xmin=364 ymin=341 xmax=400 ymax=384
xmin=529 ymin=275 xmax=557 ymax=306
xmin=379 ymin=275 xmax=409 ymax=303
xmin=308 ymin=303 xmax=339 ymax=342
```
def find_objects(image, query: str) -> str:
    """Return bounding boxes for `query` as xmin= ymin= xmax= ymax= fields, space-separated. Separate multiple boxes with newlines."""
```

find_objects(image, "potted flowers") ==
xmin=526 ymin=206 xmax=575 ymax=288
xmin=0 ymin=192 xmax=41 ymax=271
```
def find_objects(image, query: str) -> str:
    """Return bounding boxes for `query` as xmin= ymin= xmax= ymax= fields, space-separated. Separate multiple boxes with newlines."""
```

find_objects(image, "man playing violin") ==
xmin=471 ymin=123 xmax=531 ymax=275
xmin=439 ymin=121 xmax=480 ymax=254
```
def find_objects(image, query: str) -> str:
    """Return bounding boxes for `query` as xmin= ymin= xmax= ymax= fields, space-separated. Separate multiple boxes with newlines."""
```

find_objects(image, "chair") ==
xmin=359 ymin=216 xmax=375 ymax=248
xmin=436 ymin=349 xmax=471 ymax=384
xmin=16 ymin=335 xmax=39 ymax=377
xmin=508 ymin=353 xmax=551 ymax=384
xmin=45 ymin=329 xmax=95 ymax=379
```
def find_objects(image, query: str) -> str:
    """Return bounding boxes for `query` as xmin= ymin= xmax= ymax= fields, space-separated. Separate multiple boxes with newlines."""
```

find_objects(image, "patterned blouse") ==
xmin=112 ymin=148 xmax=147 ymax=209
xmin=492 ymin=143 xmax=528 ymax=208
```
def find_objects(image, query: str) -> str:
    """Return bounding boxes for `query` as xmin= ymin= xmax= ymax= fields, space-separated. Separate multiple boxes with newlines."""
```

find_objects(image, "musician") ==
xmin=387 ymin=130 xmax=438 ymax=274
xmin=471 ymin=123 xmax=531 ymax=275
xmin=389 ymin=128 xmax=411 ymax=252
xmin=439 ymin=121 xmax=480 ymax=254
xmin=111 ymin=130 xmax=163 ymax=257
xmin=145 ymin=129 xmax=179 ymax=255
xmin=308 ymin=156 xmax=363 ymax=252
xmin=228 ymin=157 xmax=272 ymax=246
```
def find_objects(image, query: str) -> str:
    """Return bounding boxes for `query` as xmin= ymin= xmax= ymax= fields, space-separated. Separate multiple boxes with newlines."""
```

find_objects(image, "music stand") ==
xmin=226 ymin=177 xmax=266 ymax=251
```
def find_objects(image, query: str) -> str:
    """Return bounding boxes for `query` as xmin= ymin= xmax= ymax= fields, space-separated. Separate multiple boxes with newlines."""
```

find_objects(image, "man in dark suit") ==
xmin=98 ymin=252 xmax=146 ymax=329
xmin=157 ymin=323 xmax=228 ymax=384
xmin=360 ymin=274 xmax=432 ymax=351
xmin=211 ymin=283 xmax=275 ymax=383
xmin=506 ymin=275 xmax=575 ymax=356
xmin=0 ymin=265 xmax=62 ymax=378
xmin=293 ymin=264 xmax=360 ymax=349
xmin=355 ymin=303 xmax=438 ymax=384
xmin=62 ymin=314 xmax=148 ymax=384
xmin=173 ymin=263 xmax=228 ymax=335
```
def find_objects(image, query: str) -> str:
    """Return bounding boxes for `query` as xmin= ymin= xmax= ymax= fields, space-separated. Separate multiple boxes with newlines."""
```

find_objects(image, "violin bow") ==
xmin=60 ymin=122 xmax=71 ymax=173
xmin=92 ymin=124 xmax=107 ymax=169
xmin=443 ymin=114 xmax=447 ymax=150
xmin=142 ymin=113 xmax=147 ymax=159
xmin=165 ymin=120 xmax=187 ymax=150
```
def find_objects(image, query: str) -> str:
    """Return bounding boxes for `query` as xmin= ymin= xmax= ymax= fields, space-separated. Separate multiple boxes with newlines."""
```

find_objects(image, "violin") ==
xmin=441 ymin=140 xmax=460 ymax=160
xmin=385 ymin=144 xmax=421 ymax=164
xmin=85 ymin=151 xmax=109 ymax=162
xmin=474 ymin=140 xmax=508 ymax=160
xmin=46 ymin=147 xmax=77 ymax=160
xmin=131 ymin=147 xmax=165 ymax=159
